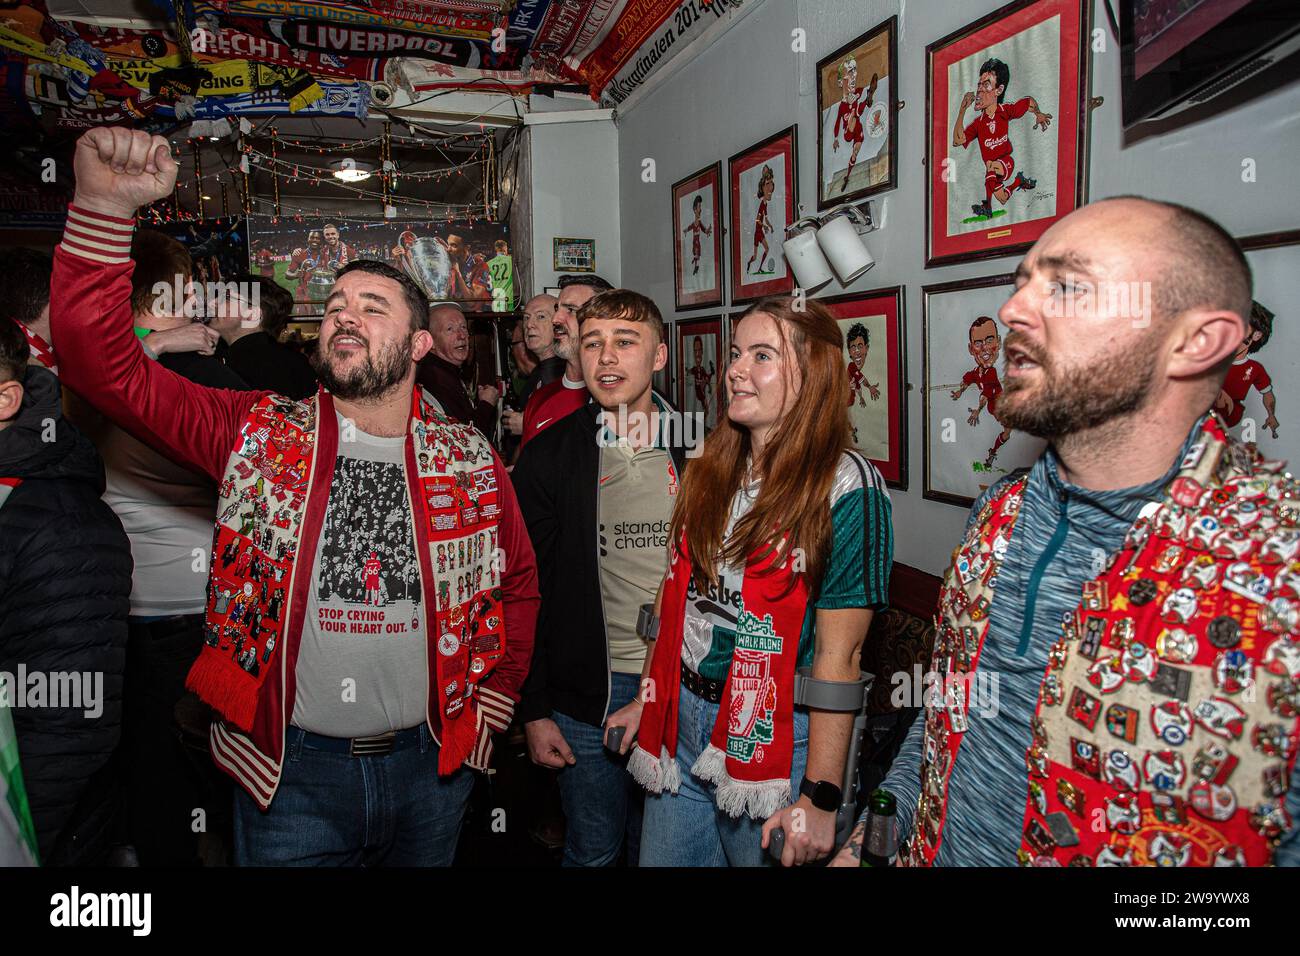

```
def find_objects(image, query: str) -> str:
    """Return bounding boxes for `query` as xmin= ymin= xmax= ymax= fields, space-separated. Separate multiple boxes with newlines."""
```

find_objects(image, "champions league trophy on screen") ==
xmin=402 ymin=235 xmax=452 ymax=301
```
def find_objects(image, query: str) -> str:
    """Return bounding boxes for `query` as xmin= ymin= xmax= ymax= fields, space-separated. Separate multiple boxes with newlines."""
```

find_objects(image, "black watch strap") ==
xmin=799 ymin=776 xmax=842 ymax=812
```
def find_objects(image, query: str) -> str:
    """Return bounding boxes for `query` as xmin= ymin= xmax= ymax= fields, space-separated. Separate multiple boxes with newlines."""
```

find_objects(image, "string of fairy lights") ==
xmin=142 ymin=120 xmax=501 ymax=225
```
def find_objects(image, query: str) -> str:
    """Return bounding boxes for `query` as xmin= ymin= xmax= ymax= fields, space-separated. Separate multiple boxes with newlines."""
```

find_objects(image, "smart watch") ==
xmin=799 ymin=776 xmax=842 ymax=813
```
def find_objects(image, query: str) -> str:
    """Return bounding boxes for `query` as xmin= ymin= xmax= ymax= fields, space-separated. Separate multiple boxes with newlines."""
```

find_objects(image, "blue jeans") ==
xmin=233 ymin=724 xmax=474 ymax=866
xmin=551 ymin=671 xmax=644 ymax=867
xmin=639 ymin=681 xmax=809 ymax=867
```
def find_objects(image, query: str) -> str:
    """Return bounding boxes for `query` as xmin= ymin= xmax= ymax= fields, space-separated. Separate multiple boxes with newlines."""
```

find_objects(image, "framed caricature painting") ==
xmin=926 ymin=0 xmax=1090 ymax=267
xmin=922 ymin=274 xmax=1046 ymax=507
xmin=672 ymin=162 xmax=725 ymax=311
xmin=1221 ymin=230 xmax=1300 ymax=468
xmin=676 ymin=316 xmax=723 ymax=433
xmin=729 ymin=126 xmax=798 ymax=305
xmin=817 ymin=16 xmax=898 ymax=209
xmin=822 ymin=287 xmax=907 ymax=489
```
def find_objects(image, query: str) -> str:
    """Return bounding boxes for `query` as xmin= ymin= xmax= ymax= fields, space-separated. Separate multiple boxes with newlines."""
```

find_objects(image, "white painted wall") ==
xmin=616 ymin=0 xmax=1300 ymax=575
xmin=527 ymin=117 xmax=623 ymax=298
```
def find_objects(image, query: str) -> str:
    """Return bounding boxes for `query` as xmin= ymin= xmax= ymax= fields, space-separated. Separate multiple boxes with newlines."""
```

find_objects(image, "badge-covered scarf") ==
xmin=630 ymin=533 xmax=809 ymax=819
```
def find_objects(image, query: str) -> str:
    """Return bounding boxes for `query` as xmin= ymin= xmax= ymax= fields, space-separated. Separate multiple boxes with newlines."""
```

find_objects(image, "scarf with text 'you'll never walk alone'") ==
xmin=630 ymin=534 xmax=809 ymax=818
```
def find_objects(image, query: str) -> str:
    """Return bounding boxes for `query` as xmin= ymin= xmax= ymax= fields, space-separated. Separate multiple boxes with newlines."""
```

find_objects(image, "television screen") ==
xmin=1121 ymin=0 xmax=1300 ymax=126
xmin=1132 ymin=0 xmax=1252 ymax=80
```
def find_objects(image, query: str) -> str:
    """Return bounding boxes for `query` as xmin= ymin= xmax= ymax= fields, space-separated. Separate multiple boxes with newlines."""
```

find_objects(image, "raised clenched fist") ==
xmin=73 ymin=127 xmax=177 ymax=219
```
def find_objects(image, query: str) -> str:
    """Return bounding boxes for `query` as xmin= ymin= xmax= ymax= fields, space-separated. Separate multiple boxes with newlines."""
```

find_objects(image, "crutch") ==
xmin=767 ymin=666 xmax=875 ymax=861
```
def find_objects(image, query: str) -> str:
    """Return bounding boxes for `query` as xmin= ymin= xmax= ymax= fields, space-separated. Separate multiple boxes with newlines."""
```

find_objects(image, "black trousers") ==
xmin=120 ymin=614 xmax=231 ymax=866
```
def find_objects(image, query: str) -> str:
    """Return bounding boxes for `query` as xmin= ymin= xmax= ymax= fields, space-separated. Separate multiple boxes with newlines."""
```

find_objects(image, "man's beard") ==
xmin=997 ymin=331 xmax=1156 ymax=440
xmin=553 ymin=327 xmax=575 ymax=362
xmin=311 ymin=332 xmax=411 ymax=401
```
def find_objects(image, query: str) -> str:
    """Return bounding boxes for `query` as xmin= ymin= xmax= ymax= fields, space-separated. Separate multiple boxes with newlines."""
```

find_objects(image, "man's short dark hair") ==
xmin=847 ymin=322 xmax=869 ymax=347
xmin=558 ymin=273 xmax=614 ymax=293
xmin=979 ymin=58 xmax=1010 ymax=102
xmin=334 ymin=260 xmax=429 ymax=333
xmin=0 ymin=317 xmax=30 ymax=383
xmin=969 ymin=315 xmax=997 ymax=339
xmin=577 ymin=289 xmax=665 ymax=344
xmin=231 ymin=273 xmax=295 ymax=341
xmin=1 ymin=249 xmax=53 ymax=329
xmin=1248 ymin=301 xmax=1274 ymax=353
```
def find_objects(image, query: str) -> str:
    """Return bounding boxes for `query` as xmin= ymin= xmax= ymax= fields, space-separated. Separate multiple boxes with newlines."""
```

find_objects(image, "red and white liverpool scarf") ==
xmin=17 ymin=323 xmax=56 ymax=375
xmin=630 ymin=533 xmax=809 ymax=819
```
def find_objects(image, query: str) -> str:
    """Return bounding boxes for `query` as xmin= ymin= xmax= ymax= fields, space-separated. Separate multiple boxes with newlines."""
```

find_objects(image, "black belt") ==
xmin=298 ymin=725 xmax=424 ymax=757
xmin=681 ymin=662 xmax=725 ymax=704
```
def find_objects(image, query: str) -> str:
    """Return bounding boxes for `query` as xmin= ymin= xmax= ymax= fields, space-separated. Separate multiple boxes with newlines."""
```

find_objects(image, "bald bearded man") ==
xmin=835 ymin=196 xmax=1299 ymax=868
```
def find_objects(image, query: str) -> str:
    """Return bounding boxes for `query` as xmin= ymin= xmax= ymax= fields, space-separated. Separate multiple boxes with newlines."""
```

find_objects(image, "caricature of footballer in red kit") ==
xmin=830 ymin=57 xmax=879 ymax=194
xmin=952 ymin=315 xmax=1013 ymax=469
xmin=683 ymin=194 xmax=713 ymax=275
xmin=952 ymin=57 xmax=1053 ymax=222
xmin=1216 ymin=301 xmax=1281 ymax=439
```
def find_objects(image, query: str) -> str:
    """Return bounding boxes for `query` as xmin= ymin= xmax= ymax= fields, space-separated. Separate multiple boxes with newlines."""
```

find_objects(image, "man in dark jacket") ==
xmin=417 ymin=302 xmax=498 ymax=437
xmin=210 ymin=273 xmax=317 ymax=399
xmin=513 ymin=290 xmax=693 ymax=867
xmin=0 ymin=317 xmax=132 ymax=865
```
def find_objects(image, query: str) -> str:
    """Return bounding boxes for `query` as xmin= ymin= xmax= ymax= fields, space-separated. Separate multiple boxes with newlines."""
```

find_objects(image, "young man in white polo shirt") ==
xmin=513 ymin=290 xmax=693 ymax=866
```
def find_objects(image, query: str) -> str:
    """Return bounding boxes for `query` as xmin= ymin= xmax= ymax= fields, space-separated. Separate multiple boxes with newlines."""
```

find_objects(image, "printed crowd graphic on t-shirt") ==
xmin=315 ymin=457 xmax=422 ymax=638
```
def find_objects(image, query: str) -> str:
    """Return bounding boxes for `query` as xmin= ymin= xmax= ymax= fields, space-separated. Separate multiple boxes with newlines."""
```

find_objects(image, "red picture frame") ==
xmin=820 ymin=287 xmax=908 ymax=489
xmin=675 ymin=315 xmax=724 ymax=433
xmin=728 ymin=126 xmax=798 ymax=305
xmin=925 ymin=0 xmax=1091 ymax=267
xmin=671 ymin=162 xmax=725 ymax=311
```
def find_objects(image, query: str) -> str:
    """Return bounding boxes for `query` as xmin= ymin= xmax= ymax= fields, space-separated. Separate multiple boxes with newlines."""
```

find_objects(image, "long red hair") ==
xmin=670 ymin=295 xmax=851 ymax=593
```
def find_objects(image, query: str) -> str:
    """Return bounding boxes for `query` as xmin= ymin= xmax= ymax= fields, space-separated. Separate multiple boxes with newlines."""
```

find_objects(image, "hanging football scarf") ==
xmin=193 ymin=0 xmax=499 ymax=38
xmin=17 ymin=323 xmax=56 ymax=375
xmin=631 ymin=533 xmax=808 ymax=818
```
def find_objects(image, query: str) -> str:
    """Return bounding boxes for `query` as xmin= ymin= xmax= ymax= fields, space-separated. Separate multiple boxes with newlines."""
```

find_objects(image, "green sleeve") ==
xmin=817 ymin=484 xmax=893 ymax=610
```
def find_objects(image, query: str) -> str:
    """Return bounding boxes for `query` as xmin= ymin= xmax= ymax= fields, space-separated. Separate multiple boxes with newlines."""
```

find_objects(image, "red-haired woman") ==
xmin=623 ymin=295 xmax=894 ymax=866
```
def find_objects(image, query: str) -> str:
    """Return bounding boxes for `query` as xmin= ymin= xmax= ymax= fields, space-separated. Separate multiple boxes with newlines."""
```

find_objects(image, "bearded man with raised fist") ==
xmin=50 ymin=127 xmax=539 ymax=867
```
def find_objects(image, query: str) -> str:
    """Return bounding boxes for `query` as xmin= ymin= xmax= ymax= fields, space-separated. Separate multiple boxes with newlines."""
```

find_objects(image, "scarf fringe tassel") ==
xmin=185 ymin=648 xmax=259 ymax=733
xmin=691 ymin=744 xmax=790 ymax=819
xmin=629 ymin=744 xmax=681 ymax=794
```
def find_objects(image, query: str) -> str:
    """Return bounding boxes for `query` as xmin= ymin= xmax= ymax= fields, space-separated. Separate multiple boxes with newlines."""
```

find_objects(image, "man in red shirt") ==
xmin=363 ymin=551 xmax=383 ymax=606
xmin=951 ymin=315 xmax=1013 ymax=468
xmin=1215 ymin=300 xmax=1280 ymax=436
xmin=520 ymin=273 xmax=613 ymax=448
xmin=952 ymin=57 xmax=1053 ymax=221
xmin=48 ymin=127 xmax=540 ymax=866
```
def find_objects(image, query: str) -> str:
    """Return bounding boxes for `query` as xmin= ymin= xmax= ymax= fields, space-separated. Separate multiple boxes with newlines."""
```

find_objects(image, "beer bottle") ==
xmin=860 ymin=788 xmax=898 ymax=867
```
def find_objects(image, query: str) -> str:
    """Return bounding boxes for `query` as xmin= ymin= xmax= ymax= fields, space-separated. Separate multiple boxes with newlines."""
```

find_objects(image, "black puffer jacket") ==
xmin=0 ymin=366 xmax=131 ymax=865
